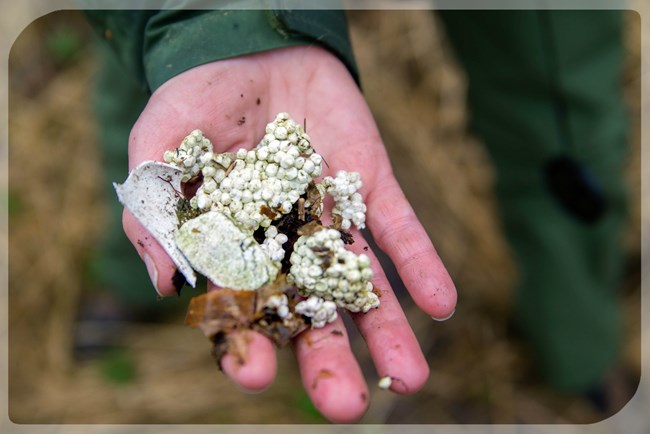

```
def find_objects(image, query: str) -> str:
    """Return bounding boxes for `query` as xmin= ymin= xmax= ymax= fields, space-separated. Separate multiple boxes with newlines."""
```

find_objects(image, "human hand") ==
xmin=124 ymin=45 xmax=457 ymax=423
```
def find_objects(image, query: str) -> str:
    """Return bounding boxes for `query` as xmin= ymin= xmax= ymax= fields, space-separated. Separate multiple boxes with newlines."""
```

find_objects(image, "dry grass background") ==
xmin=7 ymin=9 xmax=643 ymax=424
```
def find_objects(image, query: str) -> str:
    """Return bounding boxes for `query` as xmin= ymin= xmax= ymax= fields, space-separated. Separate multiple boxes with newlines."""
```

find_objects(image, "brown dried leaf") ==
xmin=296 ymin=221 xmax=324 ymax=237
xmin=186 ymin=278 xmax=309 ymax=365
xmin=185 ymin=289 xmax=255 ymax=338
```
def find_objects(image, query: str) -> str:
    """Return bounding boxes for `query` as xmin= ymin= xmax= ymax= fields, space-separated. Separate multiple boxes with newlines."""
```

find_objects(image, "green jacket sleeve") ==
xmin=84 ymin=8 xmax=358 ymax=94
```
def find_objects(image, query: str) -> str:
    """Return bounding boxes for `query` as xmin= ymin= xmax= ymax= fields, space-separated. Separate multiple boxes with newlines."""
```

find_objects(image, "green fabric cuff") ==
xmin=85 ymin=9 xmax=358 ymax=94
xmin=84 ymin=10 xmax=157 ymax=92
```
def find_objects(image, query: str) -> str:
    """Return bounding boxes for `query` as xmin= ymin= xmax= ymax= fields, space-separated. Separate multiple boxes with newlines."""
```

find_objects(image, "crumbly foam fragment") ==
xmin=165 ymin=115 xmax=322 ymax=234
xmin=289 ymin=228 xmax=379 ymax=313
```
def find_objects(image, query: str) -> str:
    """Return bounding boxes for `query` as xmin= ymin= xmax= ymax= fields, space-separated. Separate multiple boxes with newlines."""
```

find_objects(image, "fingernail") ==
xmin=234 ymin=383 xmax=269 ymax=395
xmin=432 ymin=309 xmax=455 ymax=322
xmin=143 ymin=253 xmax=161 ymax=296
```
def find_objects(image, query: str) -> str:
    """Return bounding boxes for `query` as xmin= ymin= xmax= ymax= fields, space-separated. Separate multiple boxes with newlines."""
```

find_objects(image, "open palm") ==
xmin=123 ymin=45 xmax=457 ymax=423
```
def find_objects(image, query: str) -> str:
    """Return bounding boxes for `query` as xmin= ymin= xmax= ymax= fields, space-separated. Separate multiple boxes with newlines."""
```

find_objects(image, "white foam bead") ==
xmin=303 ymin=159 xmax=315 ymax=174
xmin=243 ymin=202 xmax=256 ymax=214
xmin=265 ymin=225 xmax=278 ymax=238
xmin=220 ymin=177 xmax=232 ymax=191
xmin=326 ymin=266 xmax=341 ymax=278
xmin=268 ymin=140 xmax=280 ymax=153
xmin=230 ymin=188 xmax=241 ymax=200
xmin=248 ymin=178 xmax=261 ymax=191
xmin=287 ymin=190 xmax=300 ymax=204
xmin=280 ymin=201 xmax=292 ymax=213
xmin=241 ymin=190 xmax=253 ymax=203
xmin=270 ymin=195 xmax=281 ymax=208
xmin=214 ymin=169 xmax=226 ymax=183
xmin=209 ymin=189 xmax=221 ymax=201
xmin=253 ymin=160 xmax=267 ymax=172
xmin=203 ymin=179 xmax=218 ymax=194
xmin=240 ymin=168 xmax=253 ymax=182
xmin=183 ymin=156 xmax=196 ymax=167
xmin=265 ymin=163 xmax=278 ymax=177
xmin=347 ymin=270 xmax=362 ymax=283
xmin=232 ymin=177 xmax=246 ymax=191
xmin=280 ymin=155 xmax=294 ymax=169
xmin=196 ymin=194 xmax=210 ymax=209
xmin=358 ymin=254 xmax=371 ymax=268
xmin=271 ymin=179 xmax=283 ymax=193
xmin=287 ymin=146 xmax=299 ymax=158
xmin=261 ymin=188 xmax=273 ymax=201
xmin=310 ymin=153 xmax=323 ymax=165
xmin=234 ymin=210 xmax=247 ymax=222
xmin=229 ymin=200 xmax=242 ymax=212
xmin=199 ymin=152 xmax=214 ymax=165
xmin=279 ymin=141 xmax=291 ymax=152
xmin=296 ymin=170 xmax=308 ymax=183
xmin=202 ymin=166 xmax=216 ymax=178
xmin=256 ymin=147 xmax=269 ymax=161
xmin=274 ymin=126 xmax=288 ymax=140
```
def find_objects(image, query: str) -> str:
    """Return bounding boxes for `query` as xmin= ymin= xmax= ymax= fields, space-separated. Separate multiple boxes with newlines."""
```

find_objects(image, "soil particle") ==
xmin=311 ymin=369 xmax=334 ymax=389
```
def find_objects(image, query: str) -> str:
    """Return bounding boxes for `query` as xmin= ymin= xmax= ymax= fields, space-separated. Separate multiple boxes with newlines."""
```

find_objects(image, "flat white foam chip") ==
xmin=113 ymin=161 xmax=197 ymax=287
xmin=176 ymin=211 xmax=278 ymax=290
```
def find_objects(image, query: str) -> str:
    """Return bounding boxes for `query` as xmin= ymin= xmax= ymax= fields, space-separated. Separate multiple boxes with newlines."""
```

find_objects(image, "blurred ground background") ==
xmin=7 ymin=8 xmax=644 ymax=424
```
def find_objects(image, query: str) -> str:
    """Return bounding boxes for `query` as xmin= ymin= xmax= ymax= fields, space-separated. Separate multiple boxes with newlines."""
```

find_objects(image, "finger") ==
xmin=293 ymin=318 xmax=369 ymax=423
xmin=366 ymin=175 xmax=457 ymax=321
xmin=122 ymin=209 xmax=181 ymax=297
xmin=350 ymin=243 xmax=430 ymax=394
xmin=340 ymin=233 xmax=429 ymax=394
xmin=221 ymin=330 xmax=277 ymax=392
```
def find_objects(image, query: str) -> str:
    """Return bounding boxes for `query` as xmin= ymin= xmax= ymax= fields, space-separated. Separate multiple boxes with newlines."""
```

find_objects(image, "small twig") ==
xmin=224 ymin=160 xmax=236 ymax=177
